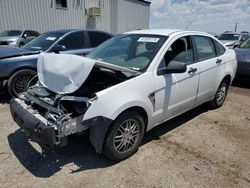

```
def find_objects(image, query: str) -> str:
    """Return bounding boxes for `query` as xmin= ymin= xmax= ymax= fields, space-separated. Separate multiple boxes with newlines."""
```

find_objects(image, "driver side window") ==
xmin=159 ymin=36 xmax=194 ymax=68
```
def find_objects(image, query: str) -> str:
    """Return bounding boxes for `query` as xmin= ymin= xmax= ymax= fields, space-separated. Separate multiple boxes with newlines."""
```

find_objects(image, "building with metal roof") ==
xmin=0 ymin=0 xmax=150 ymax=34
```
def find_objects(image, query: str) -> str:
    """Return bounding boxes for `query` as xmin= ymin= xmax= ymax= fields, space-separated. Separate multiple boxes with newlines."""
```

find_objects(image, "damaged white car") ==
xmin=10 ymin=29 xmax=237 ymax=161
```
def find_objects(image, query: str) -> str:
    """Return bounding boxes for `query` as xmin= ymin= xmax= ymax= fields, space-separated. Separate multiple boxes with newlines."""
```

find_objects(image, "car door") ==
xmin=192 ymin=35 xmax=225 ymax=103
xmin=153 ymin=36 xmax=200 ymax=124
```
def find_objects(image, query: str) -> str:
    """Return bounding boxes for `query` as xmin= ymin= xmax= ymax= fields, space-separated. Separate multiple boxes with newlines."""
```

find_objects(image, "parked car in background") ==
xmin=233 ymin=31 xmax=250 ymax=48
xmin=218 ymin=31 xmax=249 ymax=48
xmin=0 ymin=29 xmax=113 ymax=96
xmin=0 ymin=30 xmax=40 ymax=47
xmin=10 ymin=29 xmax=237 ymax=161
xmin=235 ymin=38 xmax=250 ymax=78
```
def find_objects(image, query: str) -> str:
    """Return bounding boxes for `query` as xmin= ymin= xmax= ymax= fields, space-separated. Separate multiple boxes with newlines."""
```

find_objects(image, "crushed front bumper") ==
xmin=10 ymin=98 xmax=57 ymax=147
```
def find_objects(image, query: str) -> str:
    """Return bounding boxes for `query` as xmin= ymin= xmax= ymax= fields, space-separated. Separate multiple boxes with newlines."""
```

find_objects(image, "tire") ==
xmin=210 ymin=79 xmax=229 ymax=108
xmin=103 ymin=110 xmax=145 ymax=161
xmin=7 ymin=69 xmax=37 ymax=97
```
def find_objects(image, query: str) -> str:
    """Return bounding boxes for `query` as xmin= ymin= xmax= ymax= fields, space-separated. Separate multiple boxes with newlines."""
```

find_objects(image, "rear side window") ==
xmin=25 ymin=31 xmax=39 ymax=37
xmin=193 ymin=36 xmax=216 ymax=61
xmin=88 ymin=32 xmax=111 ymax=48
xmin=213 ymin=39 xmax=226 ymax=56
xmin=58 ymin=32 xmax=86 ymax=50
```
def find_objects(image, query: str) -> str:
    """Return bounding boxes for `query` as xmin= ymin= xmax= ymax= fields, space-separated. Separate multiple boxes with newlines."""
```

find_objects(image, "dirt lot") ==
xmin=0 ymin=79 xmax=249 ymax=188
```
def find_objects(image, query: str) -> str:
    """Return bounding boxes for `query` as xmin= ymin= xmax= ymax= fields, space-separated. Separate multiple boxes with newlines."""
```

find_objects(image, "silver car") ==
xmin=0 ymin=30 xmax=40 ymax=47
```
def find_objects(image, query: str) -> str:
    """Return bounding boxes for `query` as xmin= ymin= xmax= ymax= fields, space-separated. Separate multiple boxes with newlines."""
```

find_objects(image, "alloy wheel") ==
xmin=113 ymin=119 xmax=140 ymax=153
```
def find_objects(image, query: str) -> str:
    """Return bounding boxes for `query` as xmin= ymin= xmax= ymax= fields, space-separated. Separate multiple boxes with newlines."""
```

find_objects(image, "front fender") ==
xmin=0 ymin=55 xmax=38 ymax=78
xmin=83 ymin=72 xmax=155 ymax=126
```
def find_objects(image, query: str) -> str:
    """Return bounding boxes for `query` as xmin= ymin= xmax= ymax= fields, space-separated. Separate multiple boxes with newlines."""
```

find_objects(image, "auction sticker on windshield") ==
xmin=46 ymin=37 xmax=57 ymax=41
xmin=138 ymin=37 xmax=160 ymax=43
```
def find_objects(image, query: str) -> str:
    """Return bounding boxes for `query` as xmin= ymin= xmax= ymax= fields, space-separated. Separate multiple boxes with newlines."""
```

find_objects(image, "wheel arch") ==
xmin=88 ymin=105 xmax=149 ymax=154
xmin=9 ymin=67 xmax=37 ymax=78
xmin=3 ymin=67 xmax=37 ymax=88
xmin=223 ymin=74 xmax=231 ymax=85
xmin=114 ymin=106 xmax=149 ymax=133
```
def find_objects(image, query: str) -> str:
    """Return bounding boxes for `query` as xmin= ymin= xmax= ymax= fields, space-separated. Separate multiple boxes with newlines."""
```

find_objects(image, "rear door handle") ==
xmin=216 ymin=59 xmax=222 ymax=64
xmin=188 ymin=68 xmax=197 ymax=74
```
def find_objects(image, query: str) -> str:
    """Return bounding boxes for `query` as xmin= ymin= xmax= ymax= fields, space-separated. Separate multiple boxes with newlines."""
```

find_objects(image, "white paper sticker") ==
xmin=46 ymin=37 xmax=57 ymax=41
xmin=138 ymin=37 xmax=160 ymax=43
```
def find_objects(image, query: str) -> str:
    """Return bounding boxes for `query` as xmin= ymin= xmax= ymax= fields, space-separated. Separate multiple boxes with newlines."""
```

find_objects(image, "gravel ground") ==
xmin=0 ymin=80 xmax=249 ymax=188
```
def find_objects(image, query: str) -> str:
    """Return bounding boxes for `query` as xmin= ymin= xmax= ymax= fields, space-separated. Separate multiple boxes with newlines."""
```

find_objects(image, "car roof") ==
xmin=125 ymin=29 xmax=183 ymax=36
xmin=222 ymin=31 xmax=240 ymax=35
xmin=43 ymin=29 xmax=112 ymax=35
xmin=124 ymin=29 xmax=212 ymax=37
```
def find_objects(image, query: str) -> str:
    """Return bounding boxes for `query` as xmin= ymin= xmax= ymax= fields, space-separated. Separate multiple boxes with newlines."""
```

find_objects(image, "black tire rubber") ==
xmin=7 ymin=69 xmax=37 ymax=97
xmin=103 ymin=110 xmax=145 ymax=161
xmin=210 ymin=79 xmax=229 ymax=108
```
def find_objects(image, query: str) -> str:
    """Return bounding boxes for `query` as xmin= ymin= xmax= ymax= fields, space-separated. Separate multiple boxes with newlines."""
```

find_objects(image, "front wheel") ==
xmin=210 ymin=79 xmax=229 ymax=108
xmin=7 ymin=69 xmax=37 ymax=97
xmin=103 ymin=110 xmax=145 ymax=161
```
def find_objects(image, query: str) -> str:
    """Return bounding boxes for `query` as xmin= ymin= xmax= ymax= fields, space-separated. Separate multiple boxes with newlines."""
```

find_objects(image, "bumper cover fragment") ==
xmin=10 ymin=98 xmax=57 ymax=146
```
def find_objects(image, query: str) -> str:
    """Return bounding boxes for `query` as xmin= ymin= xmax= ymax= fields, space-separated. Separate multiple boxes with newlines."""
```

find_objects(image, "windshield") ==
xmin=22 ymin=32 xmax=64 ymax=51
xmin=218 ymin=34 xmax=240 ymax=41
xmin=0 ymin=30 xmax=22 ymax=37
xmin=87 ymin=34 xmax=167 ymax=72
xmin=240 ymin=38 xmax=250 ymax=48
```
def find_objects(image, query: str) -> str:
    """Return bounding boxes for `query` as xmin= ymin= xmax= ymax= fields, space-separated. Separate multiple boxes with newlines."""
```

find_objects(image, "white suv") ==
xmin=10 ymin=29 xmax=237 ymax=161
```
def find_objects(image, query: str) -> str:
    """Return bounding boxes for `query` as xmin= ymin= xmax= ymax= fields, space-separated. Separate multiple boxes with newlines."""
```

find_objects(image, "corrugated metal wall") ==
xmin=117 ymin=0 xmax=150 ymax=33
xmin=0 ymin=0 xmax=149 ymax=34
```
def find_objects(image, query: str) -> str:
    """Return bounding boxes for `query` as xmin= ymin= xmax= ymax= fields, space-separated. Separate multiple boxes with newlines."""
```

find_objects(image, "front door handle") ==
xmin=188 ymin=67 xmax=197 ymax=74
xmin=216 ymin=59 xmax=222 ymax=64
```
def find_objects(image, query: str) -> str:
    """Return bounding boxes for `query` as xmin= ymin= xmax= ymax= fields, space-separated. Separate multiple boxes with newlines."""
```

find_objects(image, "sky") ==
xmin=148 ymin=0 xmax=250 ymax=34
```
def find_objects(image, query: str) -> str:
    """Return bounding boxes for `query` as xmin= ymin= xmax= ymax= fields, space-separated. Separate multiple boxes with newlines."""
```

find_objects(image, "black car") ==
xmin=235 ymin=38 xmax=250 ymax=78
xmin=0 ymin=29 xmax=113 ymax=96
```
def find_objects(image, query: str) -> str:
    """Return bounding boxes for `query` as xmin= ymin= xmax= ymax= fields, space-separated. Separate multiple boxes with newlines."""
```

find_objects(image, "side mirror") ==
xmin=157 ymin=61 xmax=187 ymax=75
xmin=22 ymin=34 xmax=27 ymax=39
xmin=53 ymin=45 xmax=66 ymax=54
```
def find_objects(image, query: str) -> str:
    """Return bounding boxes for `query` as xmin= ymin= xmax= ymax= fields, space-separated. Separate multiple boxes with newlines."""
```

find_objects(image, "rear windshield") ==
xmin=218 ymin=34 xmax=240 ymax=41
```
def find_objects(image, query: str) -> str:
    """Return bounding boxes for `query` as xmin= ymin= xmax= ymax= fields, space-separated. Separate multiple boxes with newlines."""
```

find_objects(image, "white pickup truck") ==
xmin=10 ymin=29 xmax=237 ymax=161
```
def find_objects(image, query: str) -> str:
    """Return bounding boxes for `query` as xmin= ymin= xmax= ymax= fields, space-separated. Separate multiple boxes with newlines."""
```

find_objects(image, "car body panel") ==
xmin=0 ymin=54 xmax=38 ymax=78
xmin=235 ymin=48 xmax=250 ymax=76
xmin=0 ymin=47 xmax=38 ymax=60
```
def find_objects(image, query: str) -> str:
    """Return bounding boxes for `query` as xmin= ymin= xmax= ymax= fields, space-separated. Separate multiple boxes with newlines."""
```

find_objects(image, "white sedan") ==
xmin=10 ymin=29 xmax=237 ymax=161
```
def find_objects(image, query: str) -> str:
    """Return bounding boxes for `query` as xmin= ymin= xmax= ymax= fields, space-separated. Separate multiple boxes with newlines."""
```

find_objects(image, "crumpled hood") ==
xmin=37 ymin=53 xmax=95 ymax=94
xmin=37 ymin=53 xmax=140 ymax=94
xmin=0 ymin=47 xmax=39 ymax=60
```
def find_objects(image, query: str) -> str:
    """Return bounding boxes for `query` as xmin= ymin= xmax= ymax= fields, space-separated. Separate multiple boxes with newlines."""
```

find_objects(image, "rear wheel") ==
xmin=210 ymin=79 xmax=229 ymax=108
xmin=7 ymin=69 xmax=37 ymax=97
xmin=104 ymin=110 xmax=145 ymax=161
